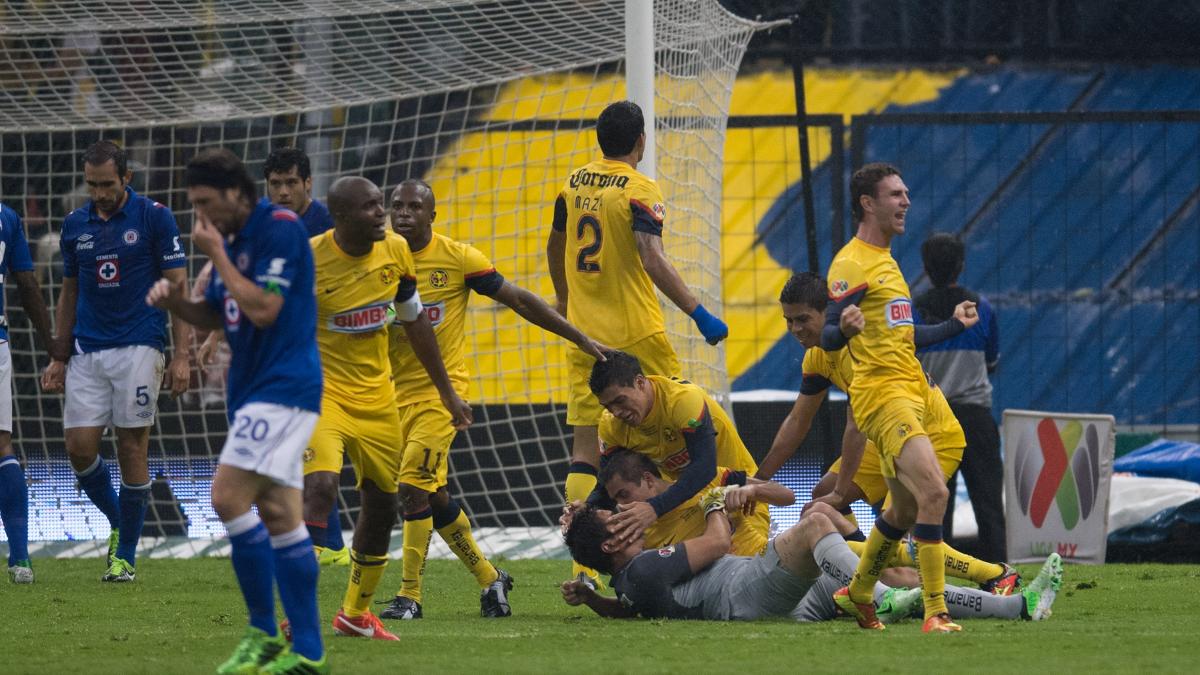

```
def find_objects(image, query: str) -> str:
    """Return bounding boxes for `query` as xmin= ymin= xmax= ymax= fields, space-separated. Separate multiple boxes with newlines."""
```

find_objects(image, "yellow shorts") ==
xmin=854 ymin=393 xmax=927 ymax=479
xmin=832 ymin=439 xmax=963 ymax=508
xmin=396 ymin=399 xmax=456 ymax=493
xmin=304 ymin=396 xmax=401 ymax=492
xmin=566 ymin=331 xmax=681 ymax=426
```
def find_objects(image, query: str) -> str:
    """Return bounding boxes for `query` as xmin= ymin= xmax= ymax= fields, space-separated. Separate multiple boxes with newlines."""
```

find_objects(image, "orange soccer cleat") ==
xmin=833 ymin=586 xmax=884 ymax=630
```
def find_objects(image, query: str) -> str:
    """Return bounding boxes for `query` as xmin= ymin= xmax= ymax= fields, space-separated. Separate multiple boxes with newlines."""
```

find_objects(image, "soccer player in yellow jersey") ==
xmin=546 ymin=101 xmax=728 ymax=582
xmin=303 ymin=177 xmax=471 ymax=642
xmin=379 ymin=179 xmax=605 ymax=621
xmin=822 ymin=163 xmax=977 ymax=633
xmin=600 ymin=449 xmax=791 ymax=557
xmin=587 ymin=351 xmax=756 ymax=547
xmin=757 ymin=272 xmax=1020 ymax=595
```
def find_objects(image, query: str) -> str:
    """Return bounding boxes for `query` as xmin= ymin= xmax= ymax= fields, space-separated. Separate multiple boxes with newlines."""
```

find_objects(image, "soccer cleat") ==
xmin=379 ymin=596 xmax=423 ymax=620
xmin=481 ymin=568 xmax=514 ymax=618
xmin=981 ymin=563 xmax=1022 ymax=596
xmin=316 ymin=546 xmax=350 ymax=567
xmin=833 ymin=586 xmax=884 ymax=630
xmin=331 ymin=609 xmax=399 ymax=641
xmin=1022 ymin=553 xmax=1064 ymax=621
xmin=101 ymin=557 xmax=135 ymax=582
xmin=922 ymin=612 xmax=963 ymax=633
xmin=106 ymin=528 xmax=120 ymax=565
xmin=215 ymin=626 xmax=286 ymax=675
xmin=258 ymin=649 xmax=330 ymax=674
xmin=8 ymin=559 xmax=34 ymax=584
xmin=875 ymin=586 xmax=921 ymax=624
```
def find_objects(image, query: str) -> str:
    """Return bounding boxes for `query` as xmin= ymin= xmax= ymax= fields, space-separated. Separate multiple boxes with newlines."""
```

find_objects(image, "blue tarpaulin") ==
xmin=1114 ymin=439 xmax=1200 ymax=484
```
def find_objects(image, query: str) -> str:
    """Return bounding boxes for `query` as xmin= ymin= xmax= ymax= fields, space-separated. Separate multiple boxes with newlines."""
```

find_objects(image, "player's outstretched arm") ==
xmin=13 ymin=271 xmax=54 ymax=359
xmin=401 ymin=311 xmax=473 ymax=430
xmin=634 ymin=231 xmax=727 ymax=345
xmin=145 ymin=278 xmax=222 ymax=330
xmin=755 ymin=390 xmax=825 ymax=480
xmin=560 ymin=577 xmax=636 ymax=618
xmin=489 ymin=281 xmax=607 ymax=360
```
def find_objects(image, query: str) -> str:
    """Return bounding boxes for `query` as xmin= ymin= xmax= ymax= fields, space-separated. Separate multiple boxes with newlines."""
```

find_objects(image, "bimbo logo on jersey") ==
xmin=423 ymin=300 xmax=446 ymax=327
xmin=329 ymin=301 xmax=394 ymax=333
xmin=885 ymin=298 xmax=913 ymax=328
xmin=1014 ymin=419 xmax=1103 ymax=531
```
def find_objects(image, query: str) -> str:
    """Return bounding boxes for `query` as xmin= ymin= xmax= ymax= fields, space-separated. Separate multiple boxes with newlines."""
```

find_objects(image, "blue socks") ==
xmin=0 ymin=456 xmax=29 ymax=565
xmin=75 ymin=456 xmax=120 ymax=530
xmin=117 ymin=481 xmax=151 ymax=566
xmin=325 ymin=499 xmax=344 ymax=552
xmin=272 ymin=526 xmax=323 ymax=661
xmin=226 ymin=512 xmax=278 ymax=637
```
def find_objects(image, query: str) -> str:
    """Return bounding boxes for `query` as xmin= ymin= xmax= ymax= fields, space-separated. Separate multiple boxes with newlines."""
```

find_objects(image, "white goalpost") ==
xmin=0 ymin=0 xmax=779 ymax=559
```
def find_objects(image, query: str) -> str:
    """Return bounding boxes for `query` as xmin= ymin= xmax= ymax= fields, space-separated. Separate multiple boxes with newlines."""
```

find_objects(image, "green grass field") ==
xmin=1 ymin=558 xmax=1194 ymax=674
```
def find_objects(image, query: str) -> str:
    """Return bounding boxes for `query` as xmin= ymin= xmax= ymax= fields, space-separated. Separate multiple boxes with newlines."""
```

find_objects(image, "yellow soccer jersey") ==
xmin=643 ymin=469 xmax=770 ymax=557
xmin=827 ymin=236 xmax=927 ymax=402
xmin=389 ymin=232 xmax=503 ymax=406
xmin=800 ymin=345 xmax=854 ymax=395
xmin=598 ymin=376 xmax=758 ymax=479
xmin=553 ymin=158 xmax=666 ymax=348
xmin=312 ymin=230 xmax=417 ymax=408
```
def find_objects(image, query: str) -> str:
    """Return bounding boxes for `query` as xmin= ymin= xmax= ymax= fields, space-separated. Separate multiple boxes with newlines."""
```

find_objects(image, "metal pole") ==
xmin=625 ymin=0 xmax=655 ymax=178
xmin=789 ymin=19 xmax=819 ymax=272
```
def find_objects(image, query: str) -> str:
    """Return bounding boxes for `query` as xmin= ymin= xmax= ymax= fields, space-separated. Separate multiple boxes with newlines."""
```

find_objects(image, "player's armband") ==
xmin=799 ymin=373 xmax=832 ymax=396
xmin=395 ymin=285 xmax=423 ymax=323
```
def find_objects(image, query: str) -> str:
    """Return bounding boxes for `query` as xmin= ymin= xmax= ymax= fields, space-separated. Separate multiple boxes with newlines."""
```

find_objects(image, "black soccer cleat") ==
xmin=480 ymin=568 xmax=514 ymax=618
xmin=378 ymin=595 xmax=423 ymax=620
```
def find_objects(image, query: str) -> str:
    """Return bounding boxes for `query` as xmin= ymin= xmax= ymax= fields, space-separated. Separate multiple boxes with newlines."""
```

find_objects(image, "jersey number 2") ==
xmin=575 ymin=215 xmax=602 ymax=273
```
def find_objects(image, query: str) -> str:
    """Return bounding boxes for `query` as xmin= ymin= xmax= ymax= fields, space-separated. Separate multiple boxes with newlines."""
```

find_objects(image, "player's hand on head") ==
xmin=839 ymin=304 xmax=865 ymax=337
xmin=559 ymin=500 xmax=584 ymax=535
xmin=582 ymin=339 xmax=609 ymax=362
xmin=41 ymin=360 xmax=66 ymax=393
xmin=443 ymin=393 xmax=473 ymax=430
xmin=689 ymin=304 xmax=728 ymax=345
xmin=953 ymin=300 xmax=979 ymax=328
xmin=610 ymin=500 xmax=656 ymax=544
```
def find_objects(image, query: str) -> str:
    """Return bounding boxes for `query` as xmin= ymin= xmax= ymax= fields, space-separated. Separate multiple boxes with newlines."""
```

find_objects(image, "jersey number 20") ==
xmin=576 ymin=216 xmax=602 ymax=273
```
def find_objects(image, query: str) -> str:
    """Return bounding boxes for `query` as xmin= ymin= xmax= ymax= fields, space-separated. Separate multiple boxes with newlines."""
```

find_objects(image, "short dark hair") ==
xmin=779 ymin=272 xmax=828 ymax=312
xmin=395 ymin=178 xmax=435 ymax=210
xmin=850 ymin=162 xmax=902 ymax=221
xmin=596 ymin=101 xmax=644 ymax=157
xmin=564 ymin=504 xmax=615 ymax=575
xmin=921 ymin=232 xmax=965 ymax=288
xmin=588 ymin=350 xmax=643 ymax=396
xmin=82 ymin=140 xmax=128 ymax=176
xmin=598 ymin=448 xmax=660 ymax=488
xmin=185 ymin=148 xmax=258 ymax=202
xmin=263 ymin=147 xmax=311 ymax=181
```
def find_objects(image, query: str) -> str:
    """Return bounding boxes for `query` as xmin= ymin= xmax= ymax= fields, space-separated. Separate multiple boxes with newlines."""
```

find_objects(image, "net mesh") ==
xmin=0 ymin=0 xmax=774 ymax=555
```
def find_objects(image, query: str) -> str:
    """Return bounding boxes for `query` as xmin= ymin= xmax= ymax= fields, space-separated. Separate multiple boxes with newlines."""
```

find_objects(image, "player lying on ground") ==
xmin=760 ymin=272 xmax=1019 ymax=594
xmin=149 ymin=148 xmax=327 ymax=674
xmin=561 ymin=498 xmax=1062 ymax=624
xmin=380 ymin=179 xmax=605 ymax=620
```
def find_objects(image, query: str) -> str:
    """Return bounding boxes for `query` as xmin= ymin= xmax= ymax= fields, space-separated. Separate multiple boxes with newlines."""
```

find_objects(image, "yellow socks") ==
xmin=435 ymin=504 xmax=497 ymax=588
xmin=342 ymin=551 xmax=389 ymax=617
xmin=912 ymin=523 xmax=950 ymax=618
xmin=847 ymin=516 xmax=906 ymax=603
xmin=398 ymin=507 xmax=433 ymax=603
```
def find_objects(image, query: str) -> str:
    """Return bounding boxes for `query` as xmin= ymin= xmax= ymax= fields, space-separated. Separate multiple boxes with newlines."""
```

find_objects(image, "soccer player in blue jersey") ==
xmin=41 ymin=140 xmax=191 ymax=582
xmin=0 ymin=203 xmax=55 ymax=584
xmin=264 ymin=147 xmax=333 ymax=237
xmin=147 ymin=148 xmax=327 ymax=674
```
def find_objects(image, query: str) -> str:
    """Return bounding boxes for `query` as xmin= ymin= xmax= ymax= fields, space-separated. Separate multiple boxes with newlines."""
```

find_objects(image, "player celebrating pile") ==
xmin=822 ymin=163 xmax=972 ymax=633
xmin=149 ymin=149 xmax=327 ymax=673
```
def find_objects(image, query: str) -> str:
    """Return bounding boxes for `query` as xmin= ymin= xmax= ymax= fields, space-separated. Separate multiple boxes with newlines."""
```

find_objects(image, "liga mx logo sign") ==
xmin=1003 ymin=410 xmax=1115 ymax=564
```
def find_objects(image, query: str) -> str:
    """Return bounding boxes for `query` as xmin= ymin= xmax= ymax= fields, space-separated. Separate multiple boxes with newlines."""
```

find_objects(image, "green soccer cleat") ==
xmin=875 ymin=586 xmax=922 ymax=624
xmin=101 ymin=556 xmax=136 ymax=582
xmin=106 ymin=528 xmax=119 ymax=565
xmin=1022 ymin=553 xmax=1064 ymax=621
xmin=258 ymin=649 xmax=330 ymax=674
xmin=216 ymin=626 xmax=286 ymax=675
xmin=8 ymin=559 xmax=33 ymax=584
xmin=315 ymin=546 xmax=350 ymax=567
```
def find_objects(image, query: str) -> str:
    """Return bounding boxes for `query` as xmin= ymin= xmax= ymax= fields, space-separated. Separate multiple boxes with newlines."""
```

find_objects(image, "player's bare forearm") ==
xmin=50 ymin=276 xmax=78 ymax=361
xmin=545 ymin=229 xmax=568 ymax=314
xmin=402 ymin=311 xmax=458 ymax=401
xmin=14 ymin=271 xmax=54 ymax=356
xmin=635 ymin=232 xmax=698 ymax=314
xmin=208 ymin=248 xmax=283 ymax=328
xmin=743 ymin=478 xmax=797 ymax=507
xmin=494 ymin=282 xmax=598 ymax=351
xmin=756 ymin=392 xmax=823 ymax=480
xmin=163 ymin=268 xmax=194 ymax=360
xmin=584 ymin=594 xmax=636 ymax=619
xmin=685 ymin=512 xmax=732 ymax=573
xmin=832 ymin=407 xmax=867 ymax=498
xmin=165 ymin=297 xmax=223 ymax=331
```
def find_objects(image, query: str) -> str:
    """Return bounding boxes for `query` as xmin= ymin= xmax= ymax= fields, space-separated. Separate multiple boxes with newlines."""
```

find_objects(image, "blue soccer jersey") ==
xmin=60 ymin=187 xmax=187 ymax=353
xmin=0 ymin=203 xmax=34 ymax=342
xmin=300 ymin=199 xmax=333 ymax=237
xmin=205 ymin=199 xmax=322 ymax=416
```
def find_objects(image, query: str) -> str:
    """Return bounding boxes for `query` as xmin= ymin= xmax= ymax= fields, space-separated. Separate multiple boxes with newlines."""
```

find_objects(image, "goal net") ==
xmin=0 ymin=0 xmax=773 ymax=558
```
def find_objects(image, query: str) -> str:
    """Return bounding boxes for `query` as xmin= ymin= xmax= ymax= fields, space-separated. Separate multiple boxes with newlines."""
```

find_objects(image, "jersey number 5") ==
xmin=575 ymin=215 xmax=602 ymax=273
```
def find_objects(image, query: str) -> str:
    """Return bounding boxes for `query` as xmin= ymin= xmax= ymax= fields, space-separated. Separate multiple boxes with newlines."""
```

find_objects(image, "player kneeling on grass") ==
xmin=148 ymin=148 xmax=327 ymax=674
